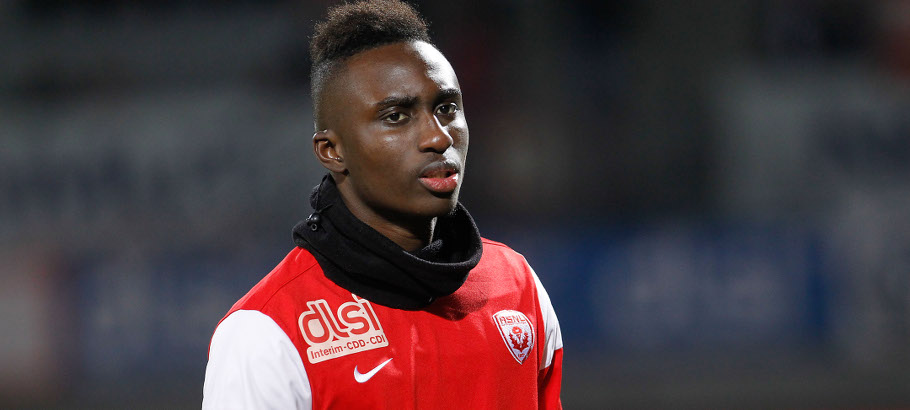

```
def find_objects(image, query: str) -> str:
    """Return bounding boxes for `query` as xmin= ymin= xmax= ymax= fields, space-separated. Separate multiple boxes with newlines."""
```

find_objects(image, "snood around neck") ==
xmin=293 ymin=175 xmax=483 ymax=310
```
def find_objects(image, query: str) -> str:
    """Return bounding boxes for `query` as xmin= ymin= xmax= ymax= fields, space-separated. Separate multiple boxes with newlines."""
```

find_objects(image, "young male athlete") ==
xmin=202 ymin=1 xmax=563 ymax=408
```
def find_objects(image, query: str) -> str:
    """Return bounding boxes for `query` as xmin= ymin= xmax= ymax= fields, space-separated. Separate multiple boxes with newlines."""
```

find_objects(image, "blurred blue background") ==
xmin=2 ymin=0 xmax=910 ymax=408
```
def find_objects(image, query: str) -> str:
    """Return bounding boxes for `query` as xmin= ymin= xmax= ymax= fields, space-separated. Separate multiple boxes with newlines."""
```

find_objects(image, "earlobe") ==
xmin=313 ymin=129 xmax=346 ymax=173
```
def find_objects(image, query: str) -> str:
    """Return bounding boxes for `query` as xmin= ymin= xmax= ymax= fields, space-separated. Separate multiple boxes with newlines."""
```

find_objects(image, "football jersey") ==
xmin=203 ymin=238 xmax=563 ymax=409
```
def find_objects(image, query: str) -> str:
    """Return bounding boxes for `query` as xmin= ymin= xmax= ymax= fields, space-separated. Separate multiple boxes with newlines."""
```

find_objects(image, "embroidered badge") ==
xmin=492 ymin=310 xmax=535 ymax=364
xmin=298 ymin=294 xmax=388 ymax=363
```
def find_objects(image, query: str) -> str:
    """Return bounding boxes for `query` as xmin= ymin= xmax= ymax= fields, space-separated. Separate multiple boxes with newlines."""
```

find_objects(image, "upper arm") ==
xmin=203 ymin=310 xmax=313 ymax=410
xmin=529 ymin=264 xmax=564 ymax=409
xmin=529 ymin=265 xmax=564 ymax=369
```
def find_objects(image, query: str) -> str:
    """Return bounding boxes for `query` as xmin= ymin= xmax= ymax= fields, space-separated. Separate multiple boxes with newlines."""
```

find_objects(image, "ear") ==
xmin=313 ymin=129 xmax=346 ymax=173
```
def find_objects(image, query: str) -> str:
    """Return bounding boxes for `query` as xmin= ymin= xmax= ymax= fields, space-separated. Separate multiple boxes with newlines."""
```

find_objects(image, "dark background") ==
xmin=2 ymin=0 xmax=910 ymax=408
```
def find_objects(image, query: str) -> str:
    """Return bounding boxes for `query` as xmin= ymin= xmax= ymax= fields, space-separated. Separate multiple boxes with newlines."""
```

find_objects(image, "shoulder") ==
xmin=480 ymin=237 xmax=528 ymax=264
xmin=481 ymin=237 xmax=515 ymax=251
xmin=478 ymin=237 xmax=557 ymax=318
xmin=227 ymin=247 xmax=323 ymax=315
xmin=471 ymin=237 xmax=537 ymax=293
xmin=477 ymin=238 xmax=563 ymax=369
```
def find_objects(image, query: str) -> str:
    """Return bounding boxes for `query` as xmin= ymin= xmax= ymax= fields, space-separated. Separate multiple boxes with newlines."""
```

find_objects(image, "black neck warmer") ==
xmin=292 ymin=175 xmax=483 ymax=310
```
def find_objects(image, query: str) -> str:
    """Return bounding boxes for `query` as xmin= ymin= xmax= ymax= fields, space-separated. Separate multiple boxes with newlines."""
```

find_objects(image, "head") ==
xmin=309 ymin=0 xmax=469 ymax=241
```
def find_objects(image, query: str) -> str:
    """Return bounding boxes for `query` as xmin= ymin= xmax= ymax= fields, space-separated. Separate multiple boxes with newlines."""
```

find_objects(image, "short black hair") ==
xmin=310 ymin=0 xmax=433 ymax=129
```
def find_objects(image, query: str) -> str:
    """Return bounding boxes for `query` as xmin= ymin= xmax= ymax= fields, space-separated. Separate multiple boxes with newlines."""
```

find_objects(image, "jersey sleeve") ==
xmin=203 ymin=310 xmax=313 ymax=410
xmin=530 ymin=265 xmax=564 ymax=410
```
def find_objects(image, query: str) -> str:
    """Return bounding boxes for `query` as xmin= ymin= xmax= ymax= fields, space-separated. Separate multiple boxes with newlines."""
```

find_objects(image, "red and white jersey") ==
xmin=203 ymin=238 xmax=563 ymax=409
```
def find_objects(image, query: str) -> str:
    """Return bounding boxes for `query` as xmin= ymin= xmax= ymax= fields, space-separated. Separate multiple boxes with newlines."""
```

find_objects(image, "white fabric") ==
xmin=529 ymin=264 xmax=564 ymax=370
xmin=203 ymin=310 xmax=312 ymax=410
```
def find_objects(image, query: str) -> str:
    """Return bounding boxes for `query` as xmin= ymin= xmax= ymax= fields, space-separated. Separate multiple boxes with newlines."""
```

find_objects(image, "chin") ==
xmin=418 ymin=196 xmax=459 ymax=218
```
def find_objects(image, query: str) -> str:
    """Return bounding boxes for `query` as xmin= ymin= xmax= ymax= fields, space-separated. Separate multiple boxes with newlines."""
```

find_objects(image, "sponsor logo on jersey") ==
xmin=492 ymin=310 xmax=535 ymax=364
xmin=298 ymin=294 xmax=388 ymax=363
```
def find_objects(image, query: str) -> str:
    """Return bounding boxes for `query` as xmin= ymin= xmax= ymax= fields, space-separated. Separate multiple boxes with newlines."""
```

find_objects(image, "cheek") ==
xmin=450 ymin=117 xmax=468 ymax=141
xmin=381 ymin=135 xmax=397 ymax=145
xmin=351 ymin=138 xmax=408 ymax=181
xmin=457 ymin=129 xmax=469 ymax=147
xmin=451 ymin=126 xmax=469 ymax=152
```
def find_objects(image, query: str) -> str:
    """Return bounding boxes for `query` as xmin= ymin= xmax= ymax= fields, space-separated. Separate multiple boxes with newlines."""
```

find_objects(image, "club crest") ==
xmin=492 ymin=310 xmax=535 ymax=364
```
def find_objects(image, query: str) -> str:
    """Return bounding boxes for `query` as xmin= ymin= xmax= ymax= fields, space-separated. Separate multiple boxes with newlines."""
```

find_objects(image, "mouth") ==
xmin=418 ymin=160 xmax=460 ymax=194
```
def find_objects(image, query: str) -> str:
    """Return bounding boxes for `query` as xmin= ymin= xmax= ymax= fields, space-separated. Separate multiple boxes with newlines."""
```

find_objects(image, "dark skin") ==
xmin=313 ymin=41 xmax=469 ymax=252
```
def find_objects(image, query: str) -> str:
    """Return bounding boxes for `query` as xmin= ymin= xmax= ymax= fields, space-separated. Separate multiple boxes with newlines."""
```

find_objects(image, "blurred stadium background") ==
xmin=2 ymin=0 xmax=910 ymax=408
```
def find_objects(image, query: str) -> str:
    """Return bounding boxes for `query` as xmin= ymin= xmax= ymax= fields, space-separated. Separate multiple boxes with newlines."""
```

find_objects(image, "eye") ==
xmin=435 ymin=102 xmax=459 ymax=116
xmin=383 ymin=112 xmax=410 ymax=124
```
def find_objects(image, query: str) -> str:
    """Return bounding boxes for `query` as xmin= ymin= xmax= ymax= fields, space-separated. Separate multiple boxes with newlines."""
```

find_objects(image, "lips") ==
xmin=418 ymin=160 xmax=460 ymax=193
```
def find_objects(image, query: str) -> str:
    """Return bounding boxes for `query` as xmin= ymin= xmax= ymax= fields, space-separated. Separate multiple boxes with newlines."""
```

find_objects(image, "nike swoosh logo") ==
xmin=354 ymin=358 xmax=393 ymax=383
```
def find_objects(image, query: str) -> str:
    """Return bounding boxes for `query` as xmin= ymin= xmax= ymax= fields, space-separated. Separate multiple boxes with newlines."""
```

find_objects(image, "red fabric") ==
xmin=220 ymin=239 xmax=561 ymax=409
xmin=538 ymin=348 xmax=563 ymax=410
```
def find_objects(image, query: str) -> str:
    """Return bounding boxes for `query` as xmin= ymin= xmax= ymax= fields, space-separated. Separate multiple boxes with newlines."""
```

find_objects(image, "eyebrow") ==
xmin=374 ymin=95 xmax=418 ymax=110
xmin=373 ymin=88 xmax=462 ymax=110
xmin=436 ymin=88 xmax=462 ymax=102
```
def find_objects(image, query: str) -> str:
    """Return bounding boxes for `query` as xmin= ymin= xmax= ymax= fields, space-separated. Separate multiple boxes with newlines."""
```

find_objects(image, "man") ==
xmin=202 ymin=1 xmax=563 ymax=408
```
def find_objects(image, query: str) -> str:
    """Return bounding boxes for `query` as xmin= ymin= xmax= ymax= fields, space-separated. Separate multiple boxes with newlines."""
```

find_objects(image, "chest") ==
xmin=294 ymin=286 xmax=542 ymax=409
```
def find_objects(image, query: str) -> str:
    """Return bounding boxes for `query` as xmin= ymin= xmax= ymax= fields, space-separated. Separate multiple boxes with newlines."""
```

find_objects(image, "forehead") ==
xmin=337 ymin=41 xmax=460 ymax=104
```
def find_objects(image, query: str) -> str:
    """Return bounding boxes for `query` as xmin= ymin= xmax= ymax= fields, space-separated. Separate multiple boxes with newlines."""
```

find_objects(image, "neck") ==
xmin=337 ymin=192 xmax=437 ymax=252
xmin=359 ymin=213 xmax=437 ymax=252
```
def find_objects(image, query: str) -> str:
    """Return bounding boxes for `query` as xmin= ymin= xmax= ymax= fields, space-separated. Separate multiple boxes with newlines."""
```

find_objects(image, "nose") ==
xmin=418 ymin=114 xmax=453 ymax=153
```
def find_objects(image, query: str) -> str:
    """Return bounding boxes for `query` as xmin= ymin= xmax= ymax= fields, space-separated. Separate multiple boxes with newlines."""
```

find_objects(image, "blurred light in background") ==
xmin=2 ymin=0 xmax=909 ymax=408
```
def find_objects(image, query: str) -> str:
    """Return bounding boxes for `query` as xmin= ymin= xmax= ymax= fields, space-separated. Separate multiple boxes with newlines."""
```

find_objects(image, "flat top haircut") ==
xmin=310 ymin=0 xmax=433 ymax=129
